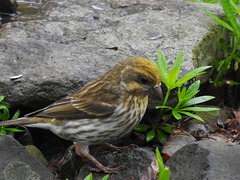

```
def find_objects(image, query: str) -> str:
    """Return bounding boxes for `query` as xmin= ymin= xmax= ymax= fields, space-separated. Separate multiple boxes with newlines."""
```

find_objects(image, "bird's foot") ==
xmin=101 ymin=142 xmax=137 ymax=152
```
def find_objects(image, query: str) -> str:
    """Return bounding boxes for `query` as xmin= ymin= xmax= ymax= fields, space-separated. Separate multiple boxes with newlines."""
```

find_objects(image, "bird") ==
xmin=0 ymin=57 xmax=162 ymax=173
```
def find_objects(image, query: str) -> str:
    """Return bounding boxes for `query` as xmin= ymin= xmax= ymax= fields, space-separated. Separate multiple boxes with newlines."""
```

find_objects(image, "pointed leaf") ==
xmin=12 ymin=109 xmax=20 ymax=120
xmin=4 ymin=128 xmax=25 ymax=132
xmin=179 ymin=87 xmax=186 ymax=101
xmin=173 ymin=66 xmax=211 ymax=88
xmin=172 ymin=110 xmax=182 ymax=120
xmin=0 ymin=128 xmax=6 ymax=134
xmin=156 ymin=106 xmax=173 ymax=110
xmin=159 ymin=167 xmax=170 ymax=180
xmin=180 ymin=96 xmax=215 ymax=108
xmin=201 ymin=8 xmax=235 ymax=33
xmin=146 ymin=129 xmax=156 ymax=142
xmin=221 ymin=0 xmax=239 ymax=33
xmin=134 ymin=124 xmax=151 ymax=132
xmin=186 ymin=80 xmax=200 ymax=94
xmin=84 ymin=173 xmax=92 ymax=180
xmin=167 ymin=51 xmax=183 ymax=87
xmin=157 ymin=50 xmax=168 ymax=82
xmin=156 ymin=147 xmax=164 ymax=173
xmin=230 ymin=0 xmax=240 ymax=16
xmin=180 ymin=106 xmax=220 ymax=112
xmin=181 ymin=90 xmax=200 ymax=104
xmin=159 ymin=125 xmax=173 ymax=134
xmin=0 ymin=96 xmax=4 ymax=102
xmin=179 ymin=111 xmax=204 ymax=122
xmin=156 ymin=129 xmax=167 ymax=143
xmin=101 ymin=174 xmax=109 ymax=180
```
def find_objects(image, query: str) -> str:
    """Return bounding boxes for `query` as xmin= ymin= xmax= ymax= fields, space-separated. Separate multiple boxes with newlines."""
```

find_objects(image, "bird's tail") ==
xmin=0 ymin=117 xmax=53 ymax=127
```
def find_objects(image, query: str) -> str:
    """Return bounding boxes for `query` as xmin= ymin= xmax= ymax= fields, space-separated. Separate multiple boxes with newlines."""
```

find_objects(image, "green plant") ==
xmin=201 ymin=0 xmax=240 ymax=86
xmin=0 ymin=96 xmax=23 ymax=134
xmin=84 ymin=173 xmax=109 ymax=180
xmin=156 ymin=147 xmax=170 ymax=180
xmin=135 ymin=50 xmax=219 ymax=142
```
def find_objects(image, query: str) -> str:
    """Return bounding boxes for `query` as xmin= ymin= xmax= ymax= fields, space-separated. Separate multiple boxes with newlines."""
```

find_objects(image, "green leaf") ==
xmin=156 ymin=129 xmax=167 ymax=143
xmin=2 ymin=108 xmax=10 ymax=121
xmin=159 ymin=125 xmax=172 ymax=134
xmin=230 ymin=0 xmax=240 ymax=16
xmin=180 ymin=106 xmax=220 ymax=112
xmin=186 ymin=80 xmax=200 ymax=95
xmin=0 ymin=128 xmax=6 ymax=134
xmin=156 ymin=147 xmax=164 ymax=173
xmin=179 ymin=87 xmax=186 ymax=101
xmin=0 ymin=101 xmax=10 ymax=108
xmin=180 ymin=96 xmax=215 ymax=108
xmin=167 ymin=51 xmax=183 ymax=88
xmin=172 ymin=110 xmax=182 ymax=120
xmin=84 ymin=173 xmax=92 ymax=180
xmin=159 ymin=167 xmax=170 ymax=180
xmin=4 ymin=128 xmax=25 ymax=132
xmin=0 ymin=96 xmax=4 ymax=102
xmin=157 ymin=50 xmax=168 ymax=83
xmin=134 ymin=124 xmax=151 ymax=132
xmin=12 ymin=109 xmax=20 ymax=120
xmin=146 ymin=129 xmax=156 ymax=142
xmin=221 ymin=0 xmax=239 ymax=34
xmin=179 ymin=111 xmax=204 ymax=122
xmin=101 ymin=174 xmax=109 ymax=180
xmin=181 ymin=90 xmax=200 ymax=104
xmin=200 ymin=8 xmax=235 ymax=33
xmin=0 ymin=105 xmax=8 ymax=110
xmin=173 ymin=66 xmax=211 ymax=88
xmin=156 ymin=106 xmax=173 ymax=110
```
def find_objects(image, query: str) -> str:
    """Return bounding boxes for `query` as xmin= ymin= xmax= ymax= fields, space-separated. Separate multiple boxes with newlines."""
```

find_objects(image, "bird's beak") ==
xmin=153 ymin=83 xmax=163 ymax=100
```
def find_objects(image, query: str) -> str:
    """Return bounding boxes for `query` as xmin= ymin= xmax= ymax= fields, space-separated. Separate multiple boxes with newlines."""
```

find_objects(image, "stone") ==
xmin=165 ymin=140 xmax=240 ymax=180
xmin=25 ymin=145 xmax=48 ymax=167
xmin=0 ymin=0 xmax=227 ymax=109
xmin=77 ymin=147 xmax=155 ymax=180
xmin=0 ymin=134 xmax=54 ymax=180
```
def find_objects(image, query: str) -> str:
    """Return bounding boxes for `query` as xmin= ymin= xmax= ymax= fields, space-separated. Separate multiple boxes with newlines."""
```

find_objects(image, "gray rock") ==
xmin=77 ymin=147 xmax=155 ymax=180
xmin=165 ymin=140 xmax=240 ymax=180
xmin=0 ymin=0 xmax=227 ymax=109
xmin=0 ymin=134 xmax=54 ymax=180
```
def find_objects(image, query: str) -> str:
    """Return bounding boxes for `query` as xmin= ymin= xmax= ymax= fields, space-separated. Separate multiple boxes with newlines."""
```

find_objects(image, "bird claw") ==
xmin=88 ymin=164 xmax=123 ymax=174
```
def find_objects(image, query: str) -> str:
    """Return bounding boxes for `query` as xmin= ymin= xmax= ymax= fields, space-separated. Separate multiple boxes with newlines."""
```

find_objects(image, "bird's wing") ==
xmin=25 ymin=93 xmax=119 ymax=120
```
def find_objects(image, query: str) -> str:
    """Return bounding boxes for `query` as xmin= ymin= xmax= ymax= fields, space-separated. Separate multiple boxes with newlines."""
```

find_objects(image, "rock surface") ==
xmin=77 ymin=147 xmax=155 ymax=180
xmin=0 ymin=0 xmax=226 ymax=109
xmin=0 ymin=134 xmax=54 ymax=180
xmin=165 ymin=140 xmax=240 ymax=180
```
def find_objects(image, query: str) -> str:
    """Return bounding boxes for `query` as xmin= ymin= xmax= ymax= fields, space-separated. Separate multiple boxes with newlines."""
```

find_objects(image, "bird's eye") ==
xmin=139 ymin=75 xmax=148 ymax=84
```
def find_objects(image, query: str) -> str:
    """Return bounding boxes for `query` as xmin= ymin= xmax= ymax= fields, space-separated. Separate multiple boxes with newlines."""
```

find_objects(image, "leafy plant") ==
xmin=156 ymin=147 xmax=170 ymax=180
xmin=84 ymin=173 xmax=109 ymax=180
xmin=135 ymin=50 xmax=219 ymax=142
xmin=200 ymin=0 xmax=240 ymax=86
xmin=0 ymin=96 xmax=23 ymax=134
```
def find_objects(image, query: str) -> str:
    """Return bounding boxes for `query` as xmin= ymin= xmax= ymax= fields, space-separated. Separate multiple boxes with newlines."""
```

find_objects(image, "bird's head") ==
xmin=108 ymin=57 xmax=162 ymax=99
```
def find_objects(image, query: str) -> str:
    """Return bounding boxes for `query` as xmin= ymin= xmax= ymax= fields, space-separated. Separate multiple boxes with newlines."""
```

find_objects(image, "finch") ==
xmin=0 ymin=57 xmax=162 ymax=173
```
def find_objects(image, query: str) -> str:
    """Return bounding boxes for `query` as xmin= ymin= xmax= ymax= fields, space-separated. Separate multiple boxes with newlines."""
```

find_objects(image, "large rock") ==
xmin=0 ymin=0 xmax=226 ymax=109
xmin=0 ymin=134 xmax=54 ymax=180
xmin=165 ymin=140 xmax=240 ymax=180
xmin=77 ymin=147 xmax=155 ymax=180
